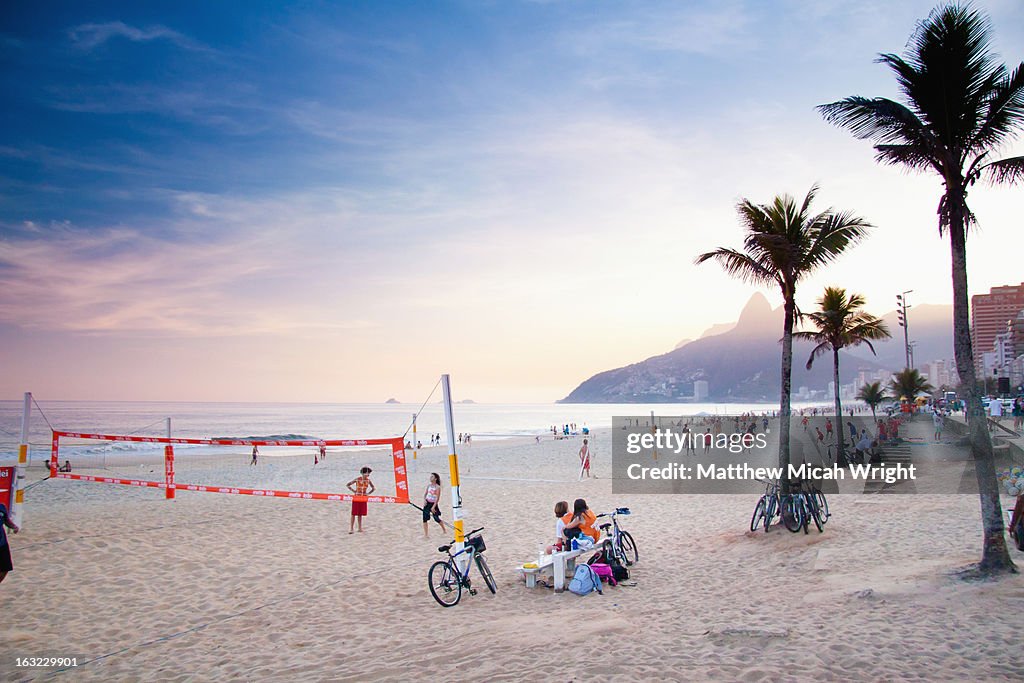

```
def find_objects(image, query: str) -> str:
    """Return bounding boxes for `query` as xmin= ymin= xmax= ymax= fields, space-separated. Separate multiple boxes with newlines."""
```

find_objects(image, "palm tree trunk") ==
xmin=949 ymin=203 xmax=1015 ymax=573
xmin=779 ymin=294 xmax=795 ymax=493
xmin=833 ymin=347 xmax=844 ymax=465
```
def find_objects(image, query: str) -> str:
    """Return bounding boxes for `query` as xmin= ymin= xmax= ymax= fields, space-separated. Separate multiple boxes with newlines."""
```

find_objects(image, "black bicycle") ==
xmin=428 ymin=527 xmax=496 ymax=607
xmin=783 ymin=478 xmax=829 ymax=533
xmin=596 ymin=507 xmax=638 ymax=566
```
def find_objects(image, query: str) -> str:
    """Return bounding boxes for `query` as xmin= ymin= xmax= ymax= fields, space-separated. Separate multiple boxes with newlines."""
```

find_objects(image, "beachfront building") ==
xmin=980 ymin=323 xmax=1018 ymax=394
xmin=970 ymin=281 xmax=1024 ymax=375
xmin=693 ymin=380 xmax=709 ymax=401
xmin=923 ymin=359 xmax=958 ymax=393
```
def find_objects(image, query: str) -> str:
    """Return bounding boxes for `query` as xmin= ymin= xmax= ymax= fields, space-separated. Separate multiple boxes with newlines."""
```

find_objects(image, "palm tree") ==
xmin=818 ymin=3 xmax=1023 ymax=573
xmin=857 ymin=381 xmax=887 ymax=423
xmin=890 ymin=368 xmax=934 ymax=407
xmin=696 ymin=186 xmax=871 ymax=492
xmin=795 ymin=287 xmax=891 ymax=464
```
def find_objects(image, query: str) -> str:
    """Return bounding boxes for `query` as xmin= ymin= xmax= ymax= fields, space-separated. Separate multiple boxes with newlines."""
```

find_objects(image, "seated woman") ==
xmin=545 ymin=501 xmax=569 ymax=554
xmin=561 ymin=498 xmax=601 ymax=547
xmin=59 ymin=460 xmax=72 ymax=473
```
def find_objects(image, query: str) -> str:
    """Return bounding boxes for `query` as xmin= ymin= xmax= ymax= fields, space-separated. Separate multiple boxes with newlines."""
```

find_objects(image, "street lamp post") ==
xmin=896 ymin=290 xmax=913 ymax=370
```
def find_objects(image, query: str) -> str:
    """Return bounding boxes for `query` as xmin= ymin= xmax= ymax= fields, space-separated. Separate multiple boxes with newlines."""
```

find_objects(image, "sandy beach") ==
xmin=2 ymin=418 xmax=1023 ymax=682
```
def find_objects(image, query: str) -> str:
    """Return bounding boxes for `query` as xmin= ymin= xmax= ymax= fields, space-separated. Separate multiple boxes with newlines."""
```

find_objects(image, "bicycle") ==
xmin=427 ymin=527 xmax=497 ymax=607
xmin=595 ymin=507 xmax=638 ymax=566
xmin=751 ymin=478 xmax=783 ymax=532
xmin=783 ymin=478 xmax=828 ymax=534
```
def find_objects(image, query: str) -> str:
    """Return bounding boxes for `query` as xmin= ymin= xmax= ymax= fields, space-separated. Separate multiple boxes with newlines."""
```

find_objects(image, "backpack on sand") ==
xmin=568 ymin=564 xmax=603 ymax=595
xmin=590 ymin=563 xmax=616 ymax=586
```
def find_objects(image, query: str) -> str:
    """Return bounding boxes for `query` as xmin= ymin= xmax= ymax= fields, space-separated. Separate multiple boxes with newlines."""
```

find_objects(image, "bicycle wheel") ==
xmin=475 ymin=555 xmax=497 ymax=595
xmin=428 ymin=560 xmax=462 ymax=607
xmin=782 ymin=495 xmax=803 ymax=533
xmin=617 ymin=531 xmax=639 ymax=565
xmin=807 ymin=496 xmax=824 ymax=532
xmin=764 ymin=493 xmax=778 ymax=531
xmin=814 ymin=490 xmax=829 ymax=522
xmin=600 ymin=540 xmax=618 ymax=566
xmin=750 ymin=497 xmax=766 ymax=532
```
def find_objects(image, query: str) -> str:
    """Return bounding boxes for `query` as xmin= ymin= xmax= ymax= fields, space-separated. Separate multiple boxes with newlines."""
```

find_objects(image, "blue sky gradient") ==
xmin=1 ymin=1 xmax=1022 ymax=402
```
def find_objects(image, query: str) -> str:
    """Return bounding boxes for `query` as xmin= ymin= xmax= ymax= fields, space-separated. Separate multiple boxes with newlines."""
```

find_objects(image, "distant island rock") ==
xmin=560 ymin=292 xmax=952 ymax=403
xmin=460 ymin=399 xmax=476 ymax=404
xmin=385 ymin=398 xmax=401 ymax=404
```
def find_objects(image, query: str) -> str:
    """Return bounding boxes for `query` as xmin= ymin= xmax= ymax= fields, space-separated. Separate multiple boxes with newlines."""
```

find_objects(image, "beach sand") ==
xmin=1 ymin=420 xmax=1023 ymax=681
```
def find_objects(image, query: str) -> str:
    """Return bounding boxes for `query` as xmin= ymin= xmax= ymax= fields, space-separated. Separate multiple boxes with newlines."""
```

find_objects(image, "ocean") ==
xmin=0 ymin=398 xmax=798 ymax=462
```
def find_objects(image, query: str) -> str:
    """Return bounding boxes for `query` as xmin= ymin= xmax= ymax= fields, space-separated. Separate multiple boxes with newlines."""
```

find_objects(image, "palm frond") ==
xmin=874 ymin=144 xmax=939 ymax=173
xmin=979 ymin=156 xmax=1024 ymax=185
xmin=800 ymin=211 xmax=872 ymax=275
xmin=817 ymin=97 xmax=929 ymax=147
xmin=693 ymin=248 xmax=775 ymax=286
xmin=972 ymin=63 xmax=1024 ymax=152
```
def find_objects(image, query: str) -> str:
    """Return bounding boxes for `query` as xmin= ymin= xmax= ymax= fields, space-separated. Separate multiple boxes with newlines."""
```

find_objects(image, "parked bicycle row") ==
xmin=750 ymin=478 xmax=830 ymax=534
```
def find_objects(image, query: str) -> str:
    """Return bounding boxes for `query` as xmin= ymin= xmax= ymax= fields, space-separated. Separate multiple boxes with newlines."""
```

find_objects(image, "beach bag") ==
xmin=590 ymin=563 xmax=616 ymax=586
xmin=576 ymin=535 xmax=595 ymax=551
xmin=568 ymin=565 xmax=602 ymax=595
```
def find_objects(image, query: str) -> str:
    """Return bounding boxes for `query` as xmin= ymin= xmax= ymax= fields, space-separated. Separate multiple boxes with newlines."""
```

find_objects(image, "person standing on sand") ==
xmin=933 ymin=410 xmax=944 ymax=442
xmin=422 ymin=472 xmax=447 ymax=538
xmin=250 ymin=445 xmax=258 ymax=466
xmin=347 ymin=466 xmax=375 ymax=533
xmin=0 ymin=501 xmax=20 ymax=584
xmin=579 ymin=439 xmax=591 ymax=478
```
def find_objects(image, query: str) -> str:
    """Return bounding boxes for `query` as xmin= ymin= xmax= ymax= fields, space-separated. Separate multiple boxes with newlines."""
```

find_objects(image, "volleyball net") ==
xmin=49 ymin=430 xmax=410 ymax=504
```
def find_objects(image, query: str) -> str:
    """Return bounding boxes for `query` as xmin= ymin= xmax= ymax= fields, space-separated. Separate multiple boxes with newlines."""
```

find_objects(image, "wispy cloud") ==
xmin=68 ymin=21 xmax=204 ymax=52
xmin=0 ymin=211 xmax=379 ymax=337
xmin=562 ymin=1 xmax=754 ymax=58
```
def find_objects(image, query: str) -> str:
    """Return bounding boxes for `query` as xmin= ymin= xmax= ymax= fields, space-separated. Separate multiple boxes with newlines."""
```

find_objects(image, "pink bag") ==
xmin=590 ymin=563 xmax=616 ymax=586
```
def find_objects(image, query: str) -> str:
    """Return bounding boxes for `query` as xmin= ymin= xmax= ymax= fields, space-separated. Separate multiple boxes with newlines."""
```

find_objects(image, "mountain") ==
xmin=561 ymin=292 xmax=911 ymax=403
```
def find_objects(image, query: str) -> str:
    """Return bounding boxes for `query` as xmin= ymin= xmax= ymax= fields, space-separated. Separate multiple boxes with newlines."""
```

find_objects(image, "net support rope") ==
xmin=402 ymin=377 xmax=442 ymax=440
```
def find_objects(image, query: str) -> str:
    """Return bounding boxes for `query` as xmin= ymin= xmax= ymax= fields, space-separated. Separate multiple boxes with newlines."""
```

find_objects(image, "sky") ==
xmin=1 ymin=1 xmax=1022 ymax=404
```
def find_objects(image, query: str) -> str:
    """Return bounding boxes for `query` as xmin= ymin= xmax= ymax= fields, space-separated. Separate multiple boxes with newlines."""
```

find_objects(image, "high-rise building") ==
xmin=1013 ymin=311 xmax=1024 ymax=360
xmin=693 ymin=380 xmax=709 ymax=401
xmin=970 ymin=282 xmax=1024 ymax=374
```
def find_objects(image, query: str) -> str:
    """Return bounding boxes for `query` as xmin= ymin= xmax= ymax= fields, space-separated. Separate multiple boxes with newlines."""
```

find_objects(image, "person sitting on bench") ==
xmin=546 ymin=501 xmax=569 ymax=554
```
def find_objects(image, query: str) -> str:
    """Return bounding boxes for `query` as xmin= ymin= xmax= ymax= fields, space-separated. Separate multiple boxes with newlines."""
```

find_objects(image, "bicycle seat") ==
xmin=599 ymin=523 xmax=611 ymax=531
xmin=438 ymin=544 xmax=451 ymax=553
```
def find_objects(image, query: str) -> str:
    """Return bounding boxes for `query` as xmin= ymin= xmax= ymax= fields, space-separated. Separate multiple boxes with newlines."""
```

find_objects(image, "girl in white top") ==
xmin=422 ymin=472 xmax=447 ymax=538
xmin=546 ymin=500 xmax=570 ymax=554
